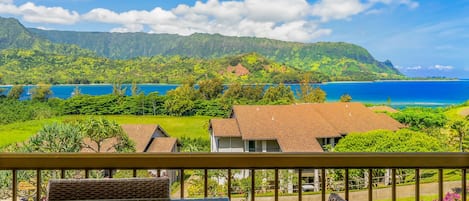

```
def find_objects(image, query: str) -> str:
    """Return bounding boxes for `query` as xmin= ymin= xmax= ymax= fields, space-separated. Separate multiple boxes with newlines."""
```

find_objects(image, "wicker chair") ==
xmin=47 ymin=177 xmax=170 ymax=201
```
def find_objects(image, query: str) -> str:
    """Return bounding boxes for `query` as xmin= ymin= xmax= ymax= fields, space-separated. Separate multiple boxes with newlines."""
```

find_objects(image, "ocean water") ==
xmin=1 ymin=80 xmax=468 ymax=108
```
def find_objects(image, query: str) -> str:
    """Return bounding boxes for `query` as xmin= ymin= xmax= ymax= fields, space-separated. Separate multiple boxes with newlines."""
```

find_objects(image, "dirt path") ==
xmin=230 ymin=181 xmax=462 ymax=201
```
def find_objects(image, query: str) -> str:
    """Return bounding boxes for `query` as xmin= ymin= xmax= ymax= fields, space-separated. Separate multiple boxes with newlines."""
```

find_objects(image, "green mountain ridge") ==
xmin=0 ymin=17 xmax=94 ymax=57
xmin=0 ymin=17 xmax=404 ymax=82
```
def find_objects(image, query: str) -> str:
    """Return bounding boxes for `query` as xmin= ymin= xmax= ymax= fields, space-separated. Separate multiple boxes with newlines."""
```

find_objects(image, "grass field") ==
xmin=0 ymin=115 xmax=212 ymax=148
xmin=445 ymin=105 xmax=469 ymax=120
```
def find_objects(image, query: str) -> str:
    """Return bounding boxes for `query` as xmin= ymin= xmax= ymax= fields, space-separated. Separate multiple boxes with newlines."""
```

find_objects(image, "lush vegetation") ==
xmin=0 ymin=79 xmax=326 ymax=150
xmin=29 ymin=27 xmax=400 ymax=79
xmin=334 ymin=129 xmax=445 ymax=152
xmin=0 ymin=17 xmax=404 ymax=84
xmin=0 ymin=115 xmax=211 ymax=148
xmin=0 ymin=48 xmax=403 ymax=84
xmin=0 ymin=17 xmax=94 ymax=57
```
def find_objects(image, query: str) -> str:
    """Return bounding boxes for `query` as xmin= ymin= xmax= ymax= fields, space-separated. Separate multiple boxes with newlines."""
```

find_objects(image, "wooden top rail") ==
xmin=0 ymin=153 xmax=468 ymax=170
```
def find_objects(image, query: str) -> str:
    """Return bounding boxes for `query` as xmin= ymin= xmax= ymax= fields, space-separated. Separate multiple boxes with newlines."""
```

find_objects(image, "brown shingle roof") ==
xmin=81 ymin=124 xmax=178 ymax=153
xmin=211 ymin=103 xmax=403 ymax=152
xmin=146 ymin=138 xmax=178 ymax=152
xmin=210 ymin=119 xmax=241 ymax=137
xmin=121 ymin=124 xmax=158 ymax=152
xmin=312 ymin=102 xmax=402 ymax=134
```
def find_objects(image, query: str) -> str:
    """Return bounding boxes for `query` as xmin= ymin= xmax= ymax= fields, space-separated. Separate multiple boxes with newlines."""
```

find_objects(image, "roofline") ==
xmin=156 ymin=125 xmax=170 ymax=137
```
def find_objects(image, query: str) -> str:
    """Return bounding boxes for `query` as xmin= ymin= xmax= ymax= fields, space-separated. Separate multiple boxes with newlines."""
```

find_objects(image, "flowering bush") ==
xmin=432 ymin=191 xmax=461 ymax=201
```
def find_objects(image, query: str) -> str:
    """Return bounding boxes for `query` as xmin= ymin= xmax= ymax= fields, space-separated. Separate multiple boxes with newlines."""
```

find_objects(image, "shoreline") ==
xmin=0 ymin=79 xmax=465 ymax=87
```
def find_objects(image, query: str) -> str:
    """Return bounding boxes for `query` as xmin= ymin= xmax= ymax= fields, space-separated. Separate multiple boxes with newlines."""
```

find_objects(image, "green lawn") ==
xmin=445 ymin=105 xmax=469 ymax=120
xmin=0 ymin=117 xmax=64 ymax=147
xmin=0 ymin=115 xmax=212 ymax=148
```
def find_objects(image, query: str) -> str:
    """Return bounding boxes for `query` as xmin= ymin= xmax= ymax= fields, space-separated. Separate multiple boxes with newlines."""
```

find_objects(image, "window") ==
xmin=248 ymin=141 xmax=256 ymax=152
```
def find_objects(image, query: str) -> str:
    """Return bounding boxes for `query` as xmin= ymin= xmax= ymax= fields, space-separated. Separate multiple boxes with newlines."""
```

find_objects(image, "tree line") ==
xmin=0 ymin=78 xmax=342 ymax=125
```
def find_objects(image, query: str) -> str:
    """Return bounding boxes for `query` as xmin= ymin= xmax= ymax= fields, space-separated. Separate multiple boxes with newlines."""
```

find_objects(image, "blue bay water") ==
xmin=1 ymin=81 xmax=468 ymax=108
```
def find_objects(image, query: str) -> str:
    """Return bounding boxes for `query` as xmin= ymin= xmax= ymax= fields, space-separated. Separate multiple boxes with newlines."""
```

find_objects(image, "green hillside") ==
xmin=0 ymin=17 xmax=94 ymax=56
xmin=30 ymin=29 xmax=400 ymax=76
xmin=0 ymin=17 xmax=405 ymax=82
xmin=0 ymin=49 xmax=322 ymax=84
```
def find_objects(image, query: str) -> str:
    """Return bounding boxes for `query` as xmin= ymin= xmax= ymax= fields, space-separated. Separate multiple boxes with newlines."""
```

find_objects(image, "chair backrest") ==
xmin=47 ymin=177 xmax=169 ymax=201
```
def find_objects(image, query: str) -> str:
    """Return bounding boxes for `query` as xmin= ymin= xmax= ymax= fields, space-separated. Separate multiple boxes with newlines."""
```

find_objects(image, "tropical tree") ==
xmin=112 ymin=82 xmax=127 ymax=96
xmin=391 ymin=107 xmax=448 ymax=130
xmin=450 ymin=119 xmax=469 ymax=152
xmin=78 ymin=118 xmax=135 ymax=153
xmin=24 ymin=123 xmax=82 ymax=152
xmin=131 ymin=82 xmax=140 ymax=96
xmin=198 ymin=78 xmax=224 ymax=100
xmin=164 ymin=83 xmax=200 ymax=116
xmin=7 ymin=85 xmax=23 ymax=100
xmin=261 ymin=83 xmax=294 ymax=104
xmin=339 ymin=93 xmax=352 ymax=102
xmin=297 ymin=79 xmax=326 ymax=103
xmin=222 ymin=83 xmax=264 ymax=104
xmin=30 ymin=83 xmax=52 ymax=102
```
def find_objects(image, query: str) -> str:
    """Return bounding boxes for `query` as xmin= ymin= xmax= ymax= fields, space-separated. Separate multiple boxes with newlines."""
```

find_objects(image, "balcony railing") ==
xmin=0 ymin=153 xmax=468 ymax=201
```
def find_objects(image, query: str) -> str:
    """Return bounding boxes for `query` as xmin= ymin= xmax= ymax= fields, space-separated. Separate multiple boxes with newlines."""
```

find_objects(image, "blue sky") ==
xmin=0 ymin=0 xmax=468 ymax=78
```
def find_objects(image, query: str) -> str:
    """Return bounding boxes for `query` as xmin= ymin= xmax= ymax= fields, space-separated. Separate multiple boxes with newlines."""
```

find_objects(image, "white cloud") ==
xmin=311 ymin=0 xmax=367 ymax=22
xmin=398 ymin=0 xmax=419 ymax=9
xmin=0 ymin=2 xmax=79 ymax=24
xmin=36 ymin=26 xmax=53 ymax=30
xmin=431 ymin=64 xmax=453 ymax=70
xmin=0 ymin=0 xmax=419 ymax=42
xmin=0 ymin=0 xmax=12 ymax=4
xmin=398 ymin=65 xmax=454 ymax=72
xmin=80 ymin=0 xmax=327 ymax=42
xmin=245 ymin=0 xmax=309 ymax=22
xmin=0 ymin=4 xmax=19 ymax=14
xmin=396 ymin=65 xmax=422 ymax=70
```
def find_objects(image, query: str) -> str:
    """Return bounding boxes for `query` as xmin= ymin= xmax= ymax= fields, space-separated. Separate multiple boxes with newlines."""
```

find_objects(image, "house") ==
xmin=209 ymin=102 xmax=403 ymax=153
xmin=209 ymin=103 xmax=403 ymax=192
xmin=82 ymin=124 xmax=180 ymax=181
xmin=121 ymin=124 xmax=180 ymax=153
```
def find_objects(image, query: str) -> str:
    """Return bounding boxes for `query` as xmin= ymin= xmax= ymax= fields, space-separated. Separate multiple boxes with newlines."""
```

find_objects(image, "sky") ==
xmin=0 ymin=0 xmax=468 ymax=78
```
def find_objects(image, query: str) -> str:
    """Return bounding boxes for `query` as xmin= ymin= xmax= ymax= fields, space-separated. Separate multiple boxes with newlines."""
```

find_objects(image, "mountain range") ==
xmin=0 ymin=17 xmax=404 ymax=84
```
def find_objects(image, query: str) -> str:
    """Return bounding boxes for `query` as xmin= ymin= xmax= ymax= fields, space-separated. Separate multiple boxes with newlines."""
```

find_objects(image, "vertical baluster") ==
xmin=298 ymin=169 xmax=302 ymax=201
xmin=392 ymin=169 xmax=396 ymax=201
xmin=274 ymin=169 xmax=279 ymax=201
xmin=36 ymin=169 xmax=41 ymax=201
xmin=345 ymin=169 xmax=349 ymax=201
xmin=180 ymin=169 xmax=184 ymax=199
xmin=228 ymin=169 xmax=232 ymax=201
xmin=368 ymin=169 xmax=373 ymax=201
xmin=462 ymin=169 xmax=466 ymax=201
xmin=85 ymin=169 xmax=89 ymax=178
xmin=438 ymin=169 xmax=443 ymax=201
xmin=12 ymin=169 xmax=17 ymax=201
xmin=61 ymin=169 xmax=65 ymax=179
xmin=133 ymin=169 xmax=137 ymax=178
xmin=204 ymin=169 xmax=208 ymax=198
xmin=251 ymin=169 xmax=255 ymax=201
xmin=415 ymin=169 xmax=420 ymax=201
xmin=321 ymin=169 xmax=326 ymax=201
